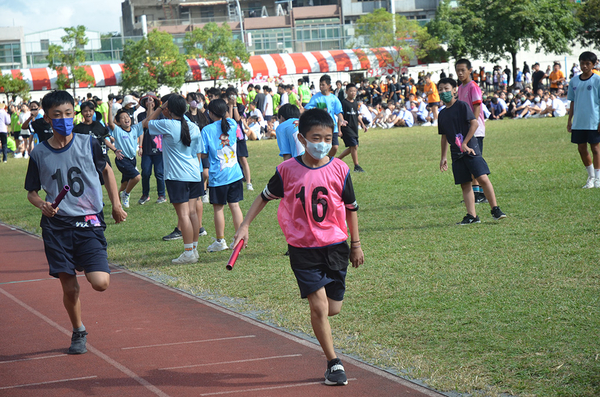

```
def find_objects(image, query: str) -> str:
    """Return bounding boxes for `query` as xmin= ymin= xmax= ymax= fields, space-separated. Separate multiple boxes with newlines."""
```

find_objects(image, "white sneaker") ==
xmin=421 ymin=122 xmax=432 ymax=127
xmin=247 ymin=183 xmax=254 ymax=191
xmin=432 ymin=120 xmax=438 ymax=126
xmin=120 ymin=191 xmax=126 ymax=202
xmin=13 ymin=153 xmax=22 ymax=158
xmin=24 ymin=152 xmax=29 ymax=159
xmin=386 ymin=122 xmax=395 ymax=129
xmin=595 ymin=178 xmax=600 ymax=188
xmin=202 ymin=194 xmax=209 ymax=203
xmin=583 ymin=176 xmax=595 ymax=189
xmin=193 ymin=249 xmax=199 ymax=260
xmin=122 ymin=193 xmax=130 ymax=208
xmin=207 ymin=238 xmax=229 ymax=252
xmin=172 ymin=251 xmax=198 ymax=264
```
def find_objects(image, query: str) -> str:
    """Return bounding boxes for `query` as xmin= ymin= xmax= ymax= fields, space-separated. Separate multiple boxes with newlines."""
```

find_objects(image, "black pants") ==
xmin=0 ymin=133 xmax=7 ymax=162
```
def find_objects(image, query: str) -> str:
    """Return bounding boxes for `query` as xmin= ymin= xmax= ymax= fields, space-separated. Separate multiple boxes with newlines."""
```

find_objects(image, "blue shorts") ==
xmin=288 ymin=243 xmax=349 ymax=300
xmin=342 ymin=135 xmax=359 ymax=148
xmin=452 ymin=154 xmax=490 ymax=185
xmin=571 ymin=129 xmax=600 ymax=144
xmin=165 ymin=180 xmax=204 ymax=204
xmin=209 ymin=179 xmax=243 ymax=205
xmin=115 ymin=157 xmax=139 ymax=184
xmin=237 ymin=138 xmax=249 ymax=158
xmin=42 ymin=227 xmax=109 ymax=278
xmin=476 ymin=137 xmax=484 ymax=154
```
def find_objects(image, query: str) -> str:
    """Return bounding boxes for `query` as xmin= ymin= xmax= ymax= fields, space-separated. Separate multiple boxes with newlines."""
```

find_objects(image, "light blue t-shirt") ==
xmin=148 ymin=117 xmax=202 ymax=182
xmin=397 ymin=109 xmax=414 ymax=128
xmin=304 ymin=92 xmax=343 ymax=133
xmin=276 ymin=118 xmax=304 ymax=158
xmin=567 ymin=73 xmax=600 ymax=130
xmin=108 ymin=123 xmax=143 ymax=159
xmin=201 ymin=118 xmax=243 ymax=187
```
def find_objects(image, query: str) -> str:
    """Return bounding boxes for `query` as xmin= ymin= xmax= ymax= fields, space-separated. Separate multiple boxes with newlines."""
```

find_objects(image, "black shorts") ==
xmin=476 ymin=136 xmax=484 ymax=154
xmin=115 ymin=157 xmax=139 ymax=183
xmin=237 ymin=138 xmax=249 ymax=158
xmin=342 ymin=135 xmax=359 ymax=148
xmin=452 ymin=154 xmax=490 ymax=185
xmin=209 ymin=179 xmax=243 ymax=205
xmin=264 ymin=115 xmax=273 ymax=122
xmin=165 ymin=180 xmax=204 ymax=204
xmin=12 ymin=131 xmax=20 ymax=141
xmin=332 ymin=132 xmax=339 ymax=147
xmin=201 ymin=156 xmax=209 ymax=169
xmin=571 ymin=129 xmax=600 ymax=144
xmin=42 ymin=227 xmax=109 ymax=278
xmin=288 ymin=242 xmax=349 ymax=300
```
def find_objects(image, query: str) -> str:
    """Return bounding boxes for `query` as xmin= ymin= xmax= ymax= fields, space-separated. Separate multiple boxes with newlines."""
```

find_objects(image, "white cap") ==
xmin=123 ymin=95 xmax=138 ymax=107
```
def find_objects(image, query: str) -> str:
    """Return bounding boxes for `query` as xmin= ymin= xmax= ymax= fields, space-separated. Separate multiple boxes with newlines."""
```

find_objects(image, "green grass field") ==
xmin=1 ymin=117 xmax=599 ymax=397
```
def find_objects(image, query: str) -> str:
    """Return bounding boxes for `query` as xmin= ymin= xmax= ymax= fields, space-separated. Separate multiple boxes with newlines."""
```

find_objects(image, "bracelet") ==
xmin=350 ymin=240 xmax=360 ymax=244
xmin=351 ymin=245 xmax=361 ymax=249
xmin=138 ymin=146 xmax=142 ymax=148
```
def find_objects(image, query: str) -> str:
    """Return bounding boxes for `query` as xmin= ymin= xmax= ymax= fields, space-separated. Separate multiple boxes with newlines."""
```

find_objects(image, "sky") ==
xmin=0 ymin=0 xmax=123 ymax=35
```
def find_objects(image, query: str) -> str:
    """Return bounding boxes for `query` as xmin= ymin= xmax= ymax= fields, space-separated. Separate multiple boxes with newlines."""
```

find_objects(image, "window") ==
xmin=40 ymin=39 xmax=49 ymax=51
xmin=201 ymin=6 xmax=214 ymax=19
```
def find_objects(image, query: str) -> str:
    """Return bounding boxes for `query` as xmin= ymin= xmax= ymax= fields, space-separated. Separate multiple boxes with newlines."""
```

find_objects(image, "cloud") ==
xmin=0 ymin=0 xmax=122 ymax=34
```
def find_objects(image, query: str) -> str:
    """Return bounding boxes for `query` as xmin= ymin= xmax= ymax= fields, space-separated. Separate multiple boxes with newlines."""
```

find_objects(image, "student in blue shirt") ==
xmin=201 ymin=98 xmax=244 ymax=252
xmin=276 ymin=103 xmax=303 ymax=160
xmin=144 ymin=95 xmax=204 ymax=264
xmin=106 ymin=105 xmax=143 ymax=209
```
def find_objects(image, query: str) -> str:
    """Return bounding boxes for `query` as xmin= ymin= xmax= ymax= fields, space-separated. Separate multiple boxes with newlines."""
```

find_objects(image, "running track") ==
xmin=0 ymin=223 xmax=444 ymax=396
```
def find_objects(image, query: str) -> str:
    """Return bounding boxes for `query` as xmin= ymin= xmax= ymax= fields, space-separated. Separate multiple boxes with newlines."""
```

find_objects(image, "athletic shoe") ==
xmin=207 ymin=237 xmax=229 ymax=252
xmin=457 ymin=214 xmax=481 ymax=225
xmin=199 ymin=227 xmax=207 ymax=236
xmin=421 ymin=122 xmax=432 ymax=127
xmin=324 ymin=358 xmax=348 ymax=386
xmin=202 ymin=194 xmax=209 ymax=203
xmin=13 ymin=152 xmax=22 ymax=158
xmin=354 ymin=165 xmax=365 ymax=173
xmin=67 ymin=330 xmax=88 ymax=354
xmin=247 ymin=183 xmax=254 ymax=191
xmin=386 ymin=122 xmax=395 ymax=129
xmin=491 ymin=206 xmax=507 ymax=220
xmin=193 ymin=249 xmax=199 ymax=260
xmin=475 ymin=192 xmax=488 ymax=204
xmin=24 ymin=152 xmax=29 ymax=159
xmin=583 ymin=176 xmax=595 ymax=189
xmin=162 ymin=228 xmax=182 ymax=241
xmin=122 ymin=193 xmax=130 ymax=209
xmin=120 ymin=191 xmax=126 ymax=203
xmin=432 ymin=120 xmax=438 ymax=127
xmin=156 ymin=196 xmax=167 ymax=204
xmin=595 ymin=178 xmax=600 ymax=188
xmin=138 ymin=196 xmax=150 ymax=205
xmin=172 ymin=251 xmax=198 ymax=264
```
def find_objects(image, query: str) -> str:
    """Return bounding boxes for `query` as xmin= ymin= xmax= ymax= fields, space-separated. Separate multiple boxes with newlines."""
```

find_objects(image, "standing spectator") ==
xmin=228 ymin=87 xmax=253 ymax=191
xmin=263 ymin=85 xmax=274 ymax=122
xmin=549 ymin=63 xmax=566 ymax=93
xmin=0 ymin=104 xmax=10 ymax=162
xmin=338 ymin=83 xmax=367 ymax=173
xmin=335 ymin=80 xmax=346 ymax=101
xmin=73 ymin=101 xmax=111 ymax=166
xmin=571 ymin=63 xmax=581 ymax=79
xmin=276 ymin=103 xmax=303 ymax=160
xmin=545 ymin=65 xmax=552 ymax=89
xmin=514 ymin=68 xmax=524 ymax=90
xmin=251 ymin=85 xmax=266 ymax=118
xmin=423 ymin=73 xmax=440 ymax=126
xmin=138 ymin=94 xmax=167 ymax=205
xmin=279 ymin=84 xmax=289 ymax=107
xmin=298 ymin=78 xmax=312 ymax=107
xmin=532 ymin=63 xmax=547 ymax=92
xmin=504 ymin=66 xmax=512 ymax=88
xmin=94 ymin=96 xmax=109 ymax=124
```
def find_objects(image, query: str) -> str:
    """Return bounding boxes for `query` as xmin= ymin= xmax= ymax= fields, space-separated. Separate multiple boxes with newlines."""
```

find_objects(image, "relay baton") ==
xmin=51 ymin=185 xmax=71 ymax=209
xmin=226 ymin=239 xmax=244 ymax=271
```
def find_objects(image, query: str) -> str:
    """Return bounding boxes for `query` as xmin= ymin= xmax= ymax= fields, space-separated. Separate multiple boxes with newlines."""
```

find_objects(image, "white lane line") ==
xmin=198 ymin=378 xmax=358 ymax=396
xmin=0 ymin=271 xmax=125 ymax=285
xmin=122 ymin=335 xmax=255 ymax=350
xmin=0 ymin=375 xmax=98 ymax=390
xmin=0 ymin=354 xmax=67 ymax=364
xmin=0 ymin=287 xmax=170 ymax=397
xmin=159 ymin=354 xmax=302 ymax=371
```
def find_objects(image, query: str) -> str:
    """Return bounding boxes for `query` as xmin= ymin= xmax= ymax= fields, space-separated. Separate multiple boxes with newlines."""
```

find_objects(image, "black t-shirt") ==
xmin=30 ymin=118 xmax=53 ymax=142
xmin=73 ymin=121 xmax=109 ymax=154
xmin=532 ymin=70 xmax=545 ymax=91
xmin=341 ymin=99 xmax=359 ymax=138
xmin=437 ymin=100 xmax=480 ymax=160
xmin=252 ymin=93 xmax=266 ymax=114
xmin=357 ymin=86 xmax=372 ymax=103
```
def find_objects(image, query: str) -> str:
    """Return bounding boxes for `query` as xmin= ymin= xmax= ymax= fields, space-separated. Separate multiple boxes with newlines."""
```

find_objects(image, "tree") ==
xmin=121 ymin=30 xmax=189 ymax=93
xmin=46 ymin=26 xmax=95 ymax=96
xmin=428 ymin=0 xmax=581 ymax=81
xmin=183 ymin=23 xmax=250 ymax=86
xmin=352 ymin=8 xmax=443 ymax=76
xmin=0 ymin=73 xmax=31 ymax=103
xmin=577 ymin=0 xmax=600 ymax=48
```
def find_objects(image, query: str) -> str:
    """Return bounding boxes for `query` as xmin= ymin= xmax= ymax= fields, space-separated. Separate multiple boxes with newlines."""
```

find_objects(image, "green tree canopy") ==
xmin=577 ymin=0 xmax=600 ymax=49
xmin=121 ymin=30 xmax=189 ymax=94
xmin=46 ymin=26 xmax=95 ymax=96
xmin=352 ymin=8 xmax=443 ymax=75
xmin=183 ymin=22 xmax=250 ymax=86
xmin=428 ymin=0 xmax=580 ymax=80
xmin=0 ymin=73 xmax=30 ymax=103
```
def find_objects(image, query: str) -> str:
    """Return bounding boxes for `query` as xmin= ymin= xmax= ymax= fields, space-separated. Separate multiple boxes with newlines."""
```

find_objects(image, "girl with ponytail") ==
xmin=143 ymin=94 xmax=205 ymax=264
xmin=201 ymin=98 xmax=244 ymax=252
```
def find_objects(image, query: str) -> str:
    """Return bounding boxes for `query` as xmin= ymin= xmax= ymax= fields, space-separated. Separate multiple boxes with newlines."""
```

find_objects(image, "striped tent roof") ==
xmin=2 ymin=48 xmax=401 ymax=91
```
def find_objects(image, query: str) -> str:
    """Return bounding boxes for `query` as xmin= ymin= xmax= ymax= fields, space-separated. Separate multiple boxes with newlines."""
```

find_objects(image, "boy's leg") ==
xmin=213 ymin=204 xmax=225 ymax=238
xmin=577 ymin=143 xmax=593 ymax=167
xmin=173 ymin=202 xmax=193 ymax=244
xmin=338 ymin=147 xmax=351 ymax=160
xmin=475 ymin=174 xmax=498 ymax=208
xmin=239 ymin=156 xmax=251 ymax=185
xmin=59 ymin=273 xmax=83 ymax=329
xmin=307 ymin=287 xmax=336 ymax=361
xmin=350 ymin=146 xmax=359 ymax=167
xmin=461 ymin=182 xmax=476 ymax=217
xmin=85 ymin=271 xmax=110 ymax=292
xmin=431 ymin=104 xmax=439 ymax=122
xmin=140 ymin=155 xmax=151 ymax=198
xmin=228 ymin=202 xmax=243 ymax=232
xmin=590 ymin=143 xmax=600 ymax=169
xmin=154 ymin=155 xmax=166 ymax=198
xmin=188 ymin=198 xmax=200 ymax=243
xmin=126 ymin=174 xmax=141 ymax=194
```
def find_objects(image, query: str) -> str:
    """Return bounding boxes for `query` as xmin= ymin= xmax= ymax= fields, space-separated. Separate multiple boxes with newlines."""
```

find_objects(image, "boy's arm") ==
xmin=232 ymin=195 xmax=269 ymax=249
xmin=102 ymin=163 xmax=127 ymax=223
xmin=27 ymin=190 xmax=59 ymax=218
xmin=142 ymin=100 xmax=163 ymax=130
xmin=107 ymin=103 xmax=116 ymax=131
xmin=440 ymin=135 xmax=448 ymax=172
xmin=567 ymin=101 xmax=574 ymax=133
xmin=346 ymin=209 xmax=364 ymax=268
xmin=461 ymin=119 xmax=479 ymax=155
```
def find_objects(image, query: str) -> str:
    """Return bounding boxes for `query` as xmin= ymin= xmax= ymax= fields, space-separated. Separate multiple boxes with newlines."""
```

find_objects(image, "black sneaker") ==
xmin=354 ymin=165 xmax=365 ymax=173
xmin=475 ymin=192 xmax=488 ymax=204
xmin=163 ymin=227 xmax=183 ymax=241
xmin=457 ymin=214 xmax=481 ymax=225
xmin=199 ymin=227 xmax=207 ymax=237
xmin=324 ymin=358 xmax=348 ymax=386
xmin=67 ymin=330 xmax=88 ymax=354
xmin=491 ymin=206 xmax=507 ymax=220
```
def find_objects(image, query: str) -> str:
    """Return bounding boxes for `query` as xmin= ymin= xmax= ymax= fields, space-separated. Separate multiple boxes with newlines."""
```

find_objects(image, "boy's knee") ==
xmin=87 ymin=273 xmax=110 ymax=292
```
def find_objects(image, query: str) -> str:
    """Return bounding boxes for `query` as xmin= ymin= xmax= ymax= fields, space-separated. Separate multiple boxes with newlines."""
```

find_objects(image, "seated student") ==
xmin=389 ymin=102 xmax=414 ymax=128
xmin=357 ymin=100 xmax=373 ymax=128
xmin=276 ymin=103 xmax=303 ymax=160
xmin=533 ymin=92 xmax=555 ymax=118
xmin=244 ymin=115 xmax=262 ymax=140
xmin=526 ymin=94 xmax=546 ymax=118
xmin=489 ymin=97 xmax=506 ymax=120
xmin=264 ymin=116 xmax=278 ymax=139
xmin=514 ymin=93 xmax=532 ymax=118
xmin=409 ymin=94 xmax=429 ymax=125
xmin=374 ymin=103 xmax=392 ymax=129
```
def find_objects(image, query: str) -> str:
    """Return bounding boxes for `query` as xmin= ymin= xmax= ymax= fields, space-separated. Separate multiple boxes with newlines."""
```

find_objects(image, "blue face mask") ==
xmin=52 ymin=118 xmax=74 ymax=136
xmin=304 ymin=140 xmax=332 ymax=160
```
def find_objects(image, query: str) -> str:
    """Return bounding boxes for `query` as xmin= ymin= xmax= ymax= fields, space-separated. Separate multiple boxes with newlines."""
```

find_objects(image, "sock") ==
xmin=473 ymin=186 xmax=481 ymax=193
xmin=193 ymin=241 xmax=198 ymax=250
xmin=595 ymin=169 xmax=600 ymax=179
xmin=586 ymin=165 xmax=594 ymax=178
xmin=217 ymin=236 xmax=225 ymax=242
xmin=74 ymin=324 xmax=85 ymax=332
xmin=184 ymin=243 xmax=193 ymax=252
xmin=125 ymin=192 xmax=130 ymax=197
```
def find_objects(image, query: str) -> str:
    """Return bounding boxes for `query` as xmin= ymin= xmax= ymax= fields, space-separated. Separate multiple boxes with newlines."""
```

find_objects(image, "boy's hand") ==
xmin=567 ymin=120 xmax=572 ymax=133
xmin=39 ymin=201 xmax=58 ymax=218
xmin=112 ymin=206 xmax=127 ymax=224
xmin=440 ymin=158 xmax=448 ymax=172
xmin=462 ymin=143 xmax=475 ymax=155
xmin=114 ymin=149 xmax=124 ymax=160
xmin=233 ymin=224 xmax=250 ymax=250
xmin=350 ymin=246 xmax=364 ymax=268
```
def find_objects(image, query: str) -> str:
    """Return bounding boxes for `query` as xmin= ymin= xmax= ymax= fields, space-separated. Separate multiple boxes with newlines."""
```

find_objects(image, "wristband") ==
xmin=351 ymin=240 xmax=360 ymax=244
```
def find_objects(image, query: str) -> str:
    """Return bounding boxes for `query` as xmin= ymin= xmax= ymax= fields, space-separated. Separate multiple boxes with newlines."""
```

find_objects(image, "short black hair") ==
xmin=346 ymin=83 xmax=356 ymax=90
xmin=298 ymin=108 xmax=334 ymax=137
xmin=320 ymin=74 xmax=331 ymax=86
xmin=278 ymin=103 xmax=300 ymax=121
xmin=41 ymin=90 xmax=74 ymax=113
xmin=80 ymin=101 xmax=96 ymax=111
xmin=579 ymin=51 xmax=598 ymax=64
xmin=438 ymin=78 xmax=457 ymax=88
xmin=455 ymin=58 xmax=472 ymax=70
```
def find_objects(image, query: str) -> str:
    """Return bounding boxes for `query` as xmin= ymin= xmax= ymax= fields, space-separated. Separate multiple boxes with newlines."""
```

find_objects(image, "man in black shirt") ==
xmin=532 ymin=63 xmax=547 ymax=92
xmin=338 ymin=83 xmax=367 ymax=173
xmin=251 ymin=85 xmax=266 ymax=116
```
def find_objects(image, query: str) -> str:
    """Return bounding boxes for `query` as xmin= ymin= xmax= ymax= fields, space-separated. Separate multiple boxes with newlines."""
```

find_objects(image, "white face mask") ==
xmin=534 ymin=97 xmax=541 ymax=103
xmin=304 ymin=140 xmax=332 ymax=160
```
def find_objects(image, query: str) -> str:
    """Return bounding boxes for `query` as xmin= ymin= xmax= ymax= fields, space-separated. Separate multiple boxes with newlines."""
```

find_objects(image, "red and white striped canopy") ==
xmin=2 ymin=47 xmax=401 ymax=91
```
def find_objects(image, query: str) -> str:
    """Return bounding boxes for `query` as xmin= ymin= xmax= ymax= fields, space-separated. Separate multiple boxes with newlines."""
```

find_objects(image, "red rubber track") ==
xmin=0 ymin=223 xmax=444 ymax=397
